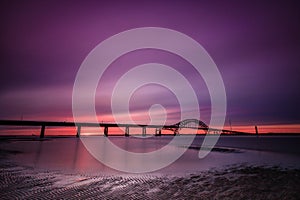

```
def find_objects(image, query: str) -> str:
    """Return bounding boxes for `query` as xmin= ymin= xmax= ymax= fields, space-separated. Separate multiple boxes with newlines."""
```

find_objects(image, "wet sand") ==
xmin=1 ymin=136 xmax=300 ymax=199
xmin=1 ymin=161 xmax=300 ymax=199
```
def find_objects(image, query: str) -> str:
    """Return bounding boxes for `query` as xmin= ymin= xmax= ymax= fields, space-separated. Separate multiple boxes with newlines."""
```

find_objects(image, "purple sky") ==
xmin=0 ymin=0 xmax=299 ymax=127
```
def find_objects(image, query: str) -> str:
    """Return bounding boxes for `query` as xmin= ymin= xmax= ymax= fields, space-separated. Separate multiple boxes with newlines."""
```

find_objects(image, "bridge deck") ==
xmin=0 ymin=120 xmax=248 ymax=138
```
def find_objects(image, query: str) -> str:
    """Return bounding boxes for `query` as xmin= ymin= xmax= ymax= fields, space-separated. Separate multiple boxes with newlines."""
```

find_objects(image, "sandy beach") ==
xmin=1 ymin=136 xmax=300 ymax=199
xmin=1 ymin=161 xmax=300 ymax=199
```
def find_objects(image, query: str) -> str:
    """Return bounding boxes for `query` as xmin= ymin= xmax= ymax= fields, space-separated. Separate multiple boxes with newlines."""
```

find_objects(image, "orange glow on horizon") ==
xmin=222 ymin=124 xmax=300 ymax=134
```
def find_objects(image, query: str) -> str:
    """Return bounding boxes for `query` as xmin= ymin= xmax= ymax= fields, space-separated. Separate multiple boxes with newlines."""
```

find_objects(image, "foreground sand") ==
xmin=1 ymin=161 xmax=300 ymax=199
xmin=1 ymin=137 xmax=300 ymax=199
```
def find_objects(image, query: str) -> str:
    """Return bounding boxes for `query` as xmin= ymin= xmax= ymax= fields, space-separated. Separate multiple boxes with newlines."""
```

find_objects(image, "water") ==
xmin=1 ymin=135 xmax=300 ymax=175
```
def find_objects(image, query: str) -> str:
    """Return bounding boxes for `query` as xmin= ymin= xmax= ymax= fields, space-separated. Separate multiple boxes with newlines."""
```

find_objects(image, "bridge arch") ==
xmin=175 ymin=119 xmax=208 ymax=129
xmin=163 ymin=119 xmax=208 ymax=135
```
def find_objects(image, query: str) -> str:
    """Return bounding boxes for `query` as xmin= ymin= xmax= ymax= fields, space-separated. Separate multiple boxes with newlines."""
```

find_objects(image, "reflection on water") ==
xmin=1 ymin=135 xmax=300 ymax=175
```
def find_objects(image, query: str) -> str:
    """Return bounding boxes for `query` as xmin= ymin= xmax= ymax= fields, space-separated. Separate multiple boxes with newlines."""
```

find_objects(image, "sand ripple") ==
xmin=1 ymin=163 xmax=300 ymax=200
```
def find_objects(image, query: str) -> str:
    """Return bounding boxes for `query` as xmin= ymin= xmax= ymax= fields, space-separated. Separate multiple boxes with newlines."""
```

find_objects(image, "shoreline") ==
xmin=1 ymin=159 xmax=300 ymax=199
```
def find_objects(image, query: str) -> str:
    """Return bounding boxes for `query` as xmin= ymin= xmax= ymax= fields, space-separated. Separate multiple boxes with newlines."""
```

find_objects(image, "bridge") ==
xmin=162 ymin=119 xmax=209 ymax=135
xmin=0 ymin=119 xmax=247 ymax=138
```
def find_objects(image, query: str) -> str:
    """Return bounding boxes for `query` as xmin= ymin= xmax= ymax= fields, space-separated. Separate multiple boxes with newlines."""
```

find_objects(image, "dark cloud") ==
xmin=0 ymin=0 xmax=299 ymax=125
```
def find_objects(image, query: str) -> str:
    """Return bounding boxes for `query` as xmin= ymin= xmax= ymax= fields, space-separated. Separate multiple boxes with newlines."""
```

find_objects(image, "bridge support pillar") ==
xmin=142 ymin=126 xmax=146 ymax=136
xmin=125 ymin=126 xmax=129 ymax=137
xmin=104 ymin=126 xmax=108 ymax=137
xmin=204 ymin=129 xmax=208 ymax=134
xmin=155 ymin=128 xmax=161 ymax=136
xmin=173 ymin=129 xmax=179 ymax=136
xmin=40 ymin=125 xmax=45 ymax=138
xmin=76 ymin=125 xmax=81 ymax=138
xmin=255 ymin=126 xmax=258 ymax=135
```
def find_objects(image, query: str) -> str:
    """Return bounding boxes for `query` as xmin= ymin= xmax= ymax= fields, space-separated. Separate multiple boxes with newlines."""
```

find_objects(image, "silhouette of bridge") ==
xmin=162 ymin=119 xmax=209 ymax=135
xmin=0 ymin=119 xmax=247 ymax=138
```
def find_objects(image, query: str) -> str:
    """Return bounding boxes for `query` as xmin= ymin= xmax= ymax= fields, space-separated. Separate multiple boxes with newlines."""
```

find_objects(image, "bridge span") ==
xmin=0 ymin=119 xmax=248 ymax=138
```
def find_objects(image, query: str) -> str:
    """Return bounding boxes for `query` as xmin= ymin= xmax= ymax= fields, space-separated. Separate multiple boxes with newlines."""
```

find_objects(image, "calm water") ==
xmin=1 ymin=135 xmax=300 ymax=175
